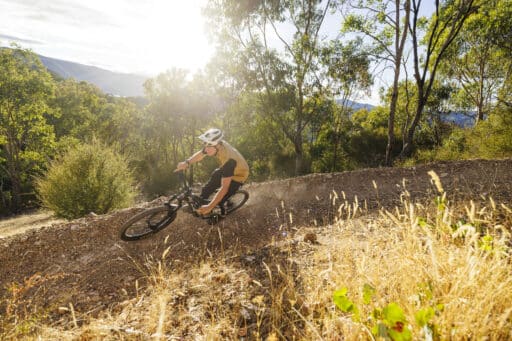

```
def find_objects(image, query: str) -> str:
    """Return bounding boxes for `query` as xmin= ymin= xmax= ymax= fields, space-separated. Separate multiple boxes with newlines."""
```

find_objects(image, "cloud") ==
xmin=0 ymin=0 xmax=120 ymax=28
xmin=0 ymin=34 xmax=42 ymax=45
xmin=0 ymin=0 xmax=214 ymax=75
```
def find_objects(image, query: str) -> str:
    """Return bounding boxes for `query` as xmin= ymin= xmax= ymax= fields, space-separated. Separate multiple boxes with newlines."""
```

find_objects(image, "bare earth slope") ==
xmin=1 ymin=158 xmax=511 ymax=322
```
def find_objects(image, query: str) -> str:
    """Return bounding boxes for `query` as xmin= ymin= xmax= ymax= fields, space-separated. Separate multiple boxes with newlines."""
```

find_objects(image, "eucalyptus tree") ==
xmin=341 ymin=0 xmax=410 ymax=166
xmin=204 ymin=0 xmax=336 ymax=175
xmin=0 ymin=46 xmax=56 ymax=212
xmin=400 ymin=0 xmax=478 ymax=158
xmin=342 ymin=0 xmax=477 ymax=160
xmin=482 ymin=0 xmax=512 ymax=110
xmin=320 ymin=38 xmax=372 ymax=170
xmin=438 ymin=0 xmax=510 ymax=125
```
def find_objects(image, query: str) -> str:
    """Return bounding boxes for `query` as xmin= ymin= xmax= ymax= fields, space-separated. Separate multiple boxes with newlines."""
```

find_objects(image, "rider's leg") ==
xmin=219 ymin=181 xmax=243 ymax=215
xmin=200 ymin=168 xmax=222 ymax=202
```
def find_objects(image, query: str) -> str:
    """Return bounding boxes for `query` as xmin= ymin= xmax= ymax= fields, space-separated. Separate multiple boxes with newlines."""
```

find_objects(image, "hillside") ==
xmin=39 ymin=54 xmax=148 ymax=97
xmin=1 ymin=158 xmax=511 ymax=338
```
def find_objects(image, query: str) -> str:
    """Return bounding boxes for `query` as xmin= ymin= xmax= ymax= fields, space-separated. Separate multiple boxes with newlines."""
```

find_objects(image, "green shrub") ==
xmin=36 ymin=141 xmax=136 ymax=219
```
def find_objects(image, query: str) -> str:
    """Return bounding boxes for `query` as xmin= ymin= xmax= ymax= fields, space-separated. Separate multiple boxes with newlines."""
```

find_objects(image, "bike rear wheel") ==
xmin=120 ymin=205 xmax=178 ymax=241
xmin=224 ymin=190 xmax=249 ymax=214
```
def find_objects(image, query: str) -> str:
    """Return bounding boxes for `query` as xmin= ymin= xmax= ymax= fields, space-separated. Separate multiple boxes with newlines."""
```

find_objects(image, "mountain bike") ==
xmin=119 ymin=171 xmax=249 ymax=241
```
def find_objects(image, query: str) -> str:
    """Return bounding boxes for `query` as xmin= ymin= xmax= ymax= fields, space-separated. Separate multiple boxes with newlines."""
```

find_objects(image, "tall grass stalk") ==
xmin=6 ymin=178 xmax=512 ymax=340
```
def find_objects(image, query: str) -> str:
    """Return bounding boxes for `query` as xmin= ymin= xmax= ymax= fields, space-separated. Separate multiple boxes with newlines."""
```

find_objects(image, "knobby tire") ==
xmin=120 ymin=205 xmax=177 ymax=241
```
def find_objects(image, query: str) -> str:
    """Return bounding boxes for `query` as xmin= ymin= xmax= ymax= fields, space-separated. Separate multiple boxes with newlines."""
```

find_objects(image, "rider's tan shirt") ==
xmin=215 ymin=142 xmax=249 ymax=183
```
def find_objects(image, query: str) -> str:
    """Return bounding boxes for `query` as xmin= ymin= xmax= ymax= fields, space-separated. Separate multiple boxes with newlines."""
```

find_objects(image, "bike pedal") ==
xmin=207 ymin=214 xmax=221 ymax=225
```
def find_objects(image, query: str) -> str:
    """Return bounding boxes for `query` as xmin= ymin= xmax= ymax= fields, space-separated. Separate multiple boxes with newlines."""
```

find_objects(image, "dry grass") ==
xmin=3 ymin=173 xmax=512 ymax=340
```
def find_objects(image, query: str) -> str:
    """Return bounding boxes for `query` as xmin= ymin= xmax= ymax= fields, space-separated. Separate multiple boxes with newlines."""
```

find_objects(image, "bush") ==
xmin=36 ymin=141 xmax=136 ymax=219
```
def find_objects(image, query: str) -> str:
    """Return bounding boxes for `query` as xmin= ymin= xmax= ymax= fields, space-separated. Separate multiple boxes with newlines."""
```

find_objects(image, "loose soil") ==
xmin=1 ymin=158 xmax=511 ymax=326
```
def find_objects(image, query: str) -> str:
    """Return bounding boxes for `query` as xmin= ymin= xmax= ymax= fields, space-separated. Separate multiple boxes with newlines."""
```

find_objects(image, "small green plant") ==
xmin=333 ymin=284 xmax=445 ymax=340
xmin=413 ymin=283 xmax=443 ymax=339
xmin=36 ymin=140 xmax=136 ymax=219
xmin=372 ymin=303 xmax=411 ymax=341
xmin=333 ymin=287 xmax=359 ymax=320
xmin=479 ymin=234 xmax=494 ymax=252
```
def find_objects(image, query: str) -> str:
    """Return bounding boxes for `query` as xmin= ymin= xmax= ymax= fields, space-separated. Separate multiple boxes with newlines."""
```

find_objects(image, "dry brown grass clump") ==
xmin=4 ymin=173 xmax=512 ymax=340
xmin=297 ymin=196 xmax=512 ymax=339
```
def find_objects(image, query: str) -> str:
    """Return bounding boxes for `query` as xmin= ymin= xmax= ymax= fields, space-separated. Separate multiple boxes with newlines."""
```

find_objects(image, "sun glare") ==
xmin=0 ymin=0 xmax=214 ymax=76
xmin=125 ymin=1 xmax=213 ymax=75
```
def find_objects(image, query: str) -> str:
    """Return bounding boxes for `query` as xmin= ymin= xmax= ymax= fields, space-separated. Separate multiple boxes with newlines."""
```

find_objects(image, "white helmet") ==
xmin=198 ymin=128 xmax=223 ymax=145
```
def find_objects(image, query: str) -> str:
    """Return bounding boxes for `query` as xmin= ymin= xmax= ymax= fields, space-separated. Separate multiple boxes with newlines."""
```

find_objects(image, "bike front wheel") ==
xmin=120 ymin=205 xmax=178 ymax=241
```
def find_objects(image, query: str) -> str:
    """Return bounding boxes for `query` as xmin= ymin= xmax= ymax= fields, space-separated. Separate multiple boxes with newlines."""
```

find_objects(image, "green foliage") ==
xmin=36 ymin=141 xmax=136 ymax=219
xmin=1 ymin=0 xmax=511 ymax=213
xmin=49 ymin=79 xmax=144 ymax=158
xmin=49 ymin=79 xmax=106 ymax=140
xmin=332 ymin=288 xmax=355 ymax=312
xmin=408 ymin=105 xmax=512 ymax=164
xmin=333 ymin=285 xmax=413 ymax=340
xmin=372 ymin=303 xmax=412 ymax=341
xmin=362 ymin=283 xmax=376 ymax=305
xmin=0 ymin=45 xmax=56 ymax=212
xmin=479 ymin=234 xmax=494 ymax=252
xmin=332 ymin=283 xmax=447 ymax=340
xmin=205 ymin=0 xmax=359 ymax=175
xmin=137 ymin=160 xmax=182 ymax=197
xmin=469 ymin=110 xmax=512 ymax=157
xmin=437 ymin=0 xmax=510 ymax=123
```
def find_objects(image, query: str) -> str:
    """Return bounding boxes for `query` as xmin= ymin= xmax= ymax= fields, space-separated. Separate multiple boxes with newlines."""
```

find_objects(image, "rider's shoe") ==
xmin=191 ymin=195 xmax=209 ymax=209
xmin=198 ymin=197 xmax=210 ymax=205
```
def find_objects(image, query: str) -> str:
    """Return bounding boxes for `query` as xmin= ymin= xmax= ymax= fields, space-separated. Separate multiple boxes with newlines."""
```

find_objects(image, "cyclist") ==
xmin=175 ymin=128 xmax=249 ymax=216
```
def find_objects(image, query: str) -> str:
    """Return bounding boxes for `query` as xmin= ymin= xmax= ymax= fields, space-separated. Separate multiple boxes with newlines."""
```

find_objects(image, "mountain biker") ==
xmin=175 ymin=128 xmax=249 ymax=216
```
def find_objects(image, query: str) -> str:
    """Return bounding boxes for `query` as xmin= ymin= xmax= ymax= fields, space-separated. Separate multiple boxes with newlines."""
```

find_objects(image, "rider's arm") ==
xmin=203 ymin=176 xmax=232 ymax=211
xmin=175 ymin=150 xmax=206 ymax=171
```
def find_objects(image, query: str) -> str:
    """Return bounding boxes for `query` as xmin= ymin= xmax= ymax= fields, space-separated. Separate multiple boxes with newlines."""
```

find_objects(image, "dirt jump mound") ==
xmin=1 ymin=158 xmax=511 ymax=324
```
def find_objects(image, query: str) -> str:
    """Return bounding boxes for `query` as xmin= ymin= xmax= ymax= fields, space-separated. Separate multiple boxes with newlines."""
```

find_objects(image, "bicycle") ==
xmin=119 ymin=171 xmax=249 ymax=241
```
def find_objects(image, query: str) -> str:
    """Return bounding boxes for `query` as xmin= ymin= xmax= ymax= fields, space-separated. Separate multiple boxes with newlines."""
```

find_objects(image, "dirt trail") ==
xmin=0 ymin=211 xmax=65 ymax=239
xmin=1 ymin=158 xmax=511 ymax=322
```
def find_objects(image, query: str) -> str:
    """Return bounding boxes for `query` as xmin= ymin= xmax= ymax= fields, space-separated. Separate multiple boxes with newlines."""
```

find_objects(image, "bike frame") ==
xmin=169 ymin=171 xmax=205 ymax=218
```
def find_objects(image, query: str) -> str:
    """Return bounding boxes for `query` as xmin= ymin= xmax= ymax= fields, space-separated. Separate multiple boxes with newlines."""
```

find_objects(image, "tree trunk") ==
xmin=386 ymin=86 xmax=398 ymax=166
xmin=294 ymin=134 xmax=304 ymax=175
xmin=400 ymin=94 xmax=426 ymax=158
xmin=4 ymin=138 xmax=22 ymax=212
xmin=332 ymin=135 xmax=339 ymax=172
xmin=386 ymin=0 xmax=410 ymax=167
xmin=476 ymin=62 xmax=485 ymax=123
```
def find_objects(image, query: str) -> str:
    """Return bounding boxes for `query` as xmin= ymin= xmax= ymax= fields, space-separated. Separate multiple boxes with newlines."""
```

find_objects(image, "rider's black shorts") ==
xmin=219 ymin=159 xmax=236 ymax=178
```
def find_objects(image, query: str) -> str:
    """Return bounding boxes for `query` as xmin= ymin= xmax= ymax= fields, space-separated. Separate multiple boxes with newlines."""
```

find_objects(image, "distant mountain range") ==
xmin=38 ymin=55 xmax=148 ymax=97
xmin=38 ymin=55 xmax=381 ymax=110
xmin=337 ymin=99 xmax=375 ymax=111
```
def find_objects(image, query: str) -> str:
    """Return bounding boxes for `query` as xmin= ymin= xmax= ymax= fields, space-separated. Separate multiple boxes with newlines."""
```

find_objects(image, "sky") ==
xmin=0 ymin=0 xmax=213 ymax=76
xmin=0 ymin=1 xmax=434 ymax=105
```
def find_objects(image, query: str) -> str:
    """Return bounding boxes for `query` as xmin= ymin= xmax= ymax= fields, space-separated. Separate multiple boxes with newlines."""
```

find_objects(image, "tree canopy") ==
xmin=1 ymin=0 xmax=512 ymax=216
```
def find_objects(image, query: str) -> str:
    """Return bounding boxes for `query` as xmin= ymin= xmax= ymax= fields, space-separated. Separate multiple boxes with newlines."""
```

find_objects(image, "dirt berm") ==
xmin=1 ymin=158 xmax=511 ymax=322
